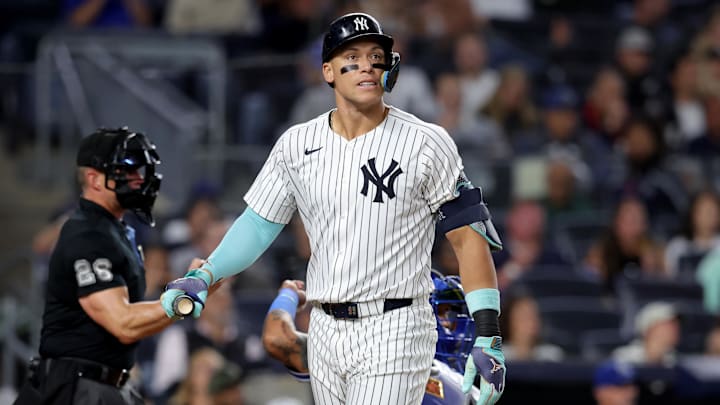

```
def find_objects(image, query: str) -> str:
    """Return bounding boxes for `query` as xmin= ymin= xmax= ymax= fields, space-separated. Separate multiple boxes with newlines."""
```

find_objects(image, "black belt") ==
xmin=43 ymin=357 xmax=130 ymax=388
xmin=321 ymin=298 xmax=413 ymax=319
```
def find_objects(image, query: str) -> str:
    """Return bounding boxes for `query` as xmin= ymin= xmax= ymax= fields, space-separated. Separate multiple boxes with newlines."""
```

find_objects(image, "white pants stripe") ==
xmin=308 ymin=299 xmax=437 ymax=405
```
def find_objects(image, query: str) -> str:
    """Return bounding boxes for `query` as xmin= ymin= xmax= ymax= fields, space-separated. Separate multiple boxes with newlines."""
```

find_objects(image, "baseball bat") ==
xmin=172 ymin=294 xmax=195 ymax=317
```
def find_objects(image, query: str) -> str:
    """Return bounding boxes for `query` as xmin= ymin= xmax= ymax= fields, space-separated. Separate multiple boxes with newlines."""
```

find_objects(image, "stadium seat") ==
xmin=580 ymin=328 xmax=630 ymax=361
xmin=515 ymin=270 xmax=605 ymax=300
xmin=537 ymin=297 xmax=622 ymax=355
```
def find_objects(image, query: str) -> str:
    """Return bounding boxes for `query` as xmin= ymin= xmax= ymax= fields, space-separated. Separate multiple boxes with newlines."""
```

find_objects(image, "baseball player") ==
xmin=162 ymin=11 xmax=505 ymax=404
xmin=261 ymin=272 xmax=481 ymax=404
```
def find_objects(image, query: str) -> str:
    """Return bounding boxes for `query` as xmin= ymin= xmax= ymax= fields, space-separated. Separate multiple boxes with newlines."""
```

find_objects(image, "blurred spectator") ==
xmin=542 ymin=157 xmax=595 ymax=226
xmin=582 ymin=67 xmax=629 ymax=146
xmin=664 ymin=56 xmax=706 ymax=150
xmin=691 ymin=6 xmax=720 ymax=99
xmin=142 ymin=240 xmax=172 ymax=299
xmin=494 ymin=199 xmax=570 ymax=290
xmin=168 ymin=347 xmax=226 ymax=405
xmin=515 ymin=84 xmax=617 ymax=197
xmin=162 ymin=182 xmax=224 ymax=248
xmin=697 ymin=246 xmax=720 ymax=315
xmin=286 ymin=37 xmax=334 ymax=126
xmin=433 ymin=72 xmax=510 ymax=161
xmin=62 ymin=0 xmax=153 ymax=28
xmin=614 ymin=26 xmax=665 ymax=121
xmin=479 ymin=64 xmax=539 ymax=140
xmin=207 ymin=361 xmax=244 ymax=405
xmin=500 ymin=289 xmax=565 ymax=362
xmin=383 ymin=31 xmax=437 ymax=122
xmin=584 ymin=196 xmax=666 ymax=290
xmin=612 ymin=301 xmax=680 ymax=366
xmin=625 ymin=0 xmax=682 ymax=63
xmin=592 ymin=360 xmax=639 ymax=405
xmin=617 ymin=117 xmax=689 ymax=238
xmin=164 ymin=193 xmax=224 ymax=277
xmin=164 ymin=0 xmax=262 ymax=35
xmin=452 ymin=32 xmax=499 ymax=129
xmin=687 ymin=95 xmax=720 ymax=159
xmin=664 ymin=189 xmax=720 ymax=279
xmin=418 ymin=0 xmax=480 ymax=40
xmin=706 ymin=323 xmax=720 ymax=356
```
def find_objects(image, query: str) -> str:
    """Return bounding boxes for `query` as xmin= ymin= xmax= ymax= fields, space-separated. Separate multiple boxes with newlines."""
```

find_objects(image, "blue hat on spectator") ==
xmin=593 ymin=361 xmax=636 ymax=387
xmin=541 ymin=85 xmax=578 ymax=110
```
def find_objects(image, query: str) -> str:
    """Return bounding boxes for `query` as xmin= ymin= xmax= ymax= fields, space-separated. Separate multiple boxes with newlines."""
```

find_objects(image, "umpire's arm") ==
xmin=80 ymin=287 xmax=174 ymax=344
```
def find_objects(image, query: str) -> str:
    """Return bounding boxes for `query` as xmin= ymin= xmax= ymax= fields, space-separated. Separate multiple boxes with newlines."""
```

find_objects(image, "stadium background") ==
xmin=1 ymin=0 xmax=720 ymax=403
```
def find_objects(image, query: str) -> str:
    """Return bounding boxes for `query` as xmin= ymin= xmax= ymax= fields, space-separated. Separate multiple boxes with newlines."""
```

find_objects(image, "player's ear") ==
xmin=322 ymin=62 xmax=334 ymax=87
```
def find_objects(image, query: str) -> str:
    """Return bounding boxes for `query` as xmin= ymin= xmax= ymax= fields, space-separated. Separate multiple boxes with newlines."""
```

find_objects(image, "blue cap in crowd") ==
xmin=593 ymin=361 xmax=636 ymax=388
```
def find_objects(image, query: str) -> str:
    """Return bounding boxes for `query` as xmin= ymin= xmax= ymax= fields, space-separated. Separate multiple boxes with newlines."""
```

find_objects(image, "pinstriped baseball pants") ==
xmin=308 ymin=300 xmax=438 ymax=405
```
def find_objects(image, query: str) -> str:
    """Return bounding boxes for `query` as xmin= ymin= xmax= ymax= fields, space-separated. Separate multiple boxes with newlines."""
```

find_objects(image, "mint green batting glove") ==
xmin=462 ymin=336 xmax=506 ymax=404
xmin=160 ymin=268 xmax=212 ymax=318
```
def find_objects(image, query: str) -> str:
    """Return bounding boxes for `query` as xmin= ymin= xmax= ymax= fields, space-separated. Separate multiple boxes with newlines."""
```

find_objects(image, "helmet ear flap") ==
xmin=381 ymin=52 xmax=401 ymax=92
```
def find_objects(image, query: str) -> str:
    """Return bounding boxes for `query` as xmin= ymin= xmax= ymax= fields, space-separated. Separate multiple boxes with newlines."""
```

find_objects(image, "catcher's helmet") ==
xmin=430 ymin=270 xmax=475 ymax=373
xmin=322 ymin=12 xmax=400 ymax=92
xmin=77 ymin=127 xmax=162 ymax=226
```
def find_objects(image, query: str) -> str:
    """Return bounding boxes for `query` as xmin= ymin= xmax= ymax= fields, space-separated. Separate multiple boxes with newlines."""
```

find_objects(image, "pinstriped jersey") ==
xmin=244 ymin=106 xmax=463 ymax=303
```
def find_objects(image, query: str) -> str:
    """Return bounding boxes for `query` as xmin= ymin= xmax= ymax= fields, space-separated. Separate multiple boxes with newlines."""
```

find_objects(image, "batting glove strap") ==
xmin=462 ymin=336 xmax=506 ymax=404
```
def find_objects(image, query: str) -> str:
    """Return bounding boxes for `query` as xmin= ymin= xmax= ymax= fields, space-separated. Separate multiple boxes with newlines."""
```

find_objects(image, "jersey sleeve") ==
xmin=244 ymin=135 xmax=297 ymax=224
xmin=420 ymin=124 xmax=464 ymax=213
xmin=64 ymin=230 xmax=128 ymax=297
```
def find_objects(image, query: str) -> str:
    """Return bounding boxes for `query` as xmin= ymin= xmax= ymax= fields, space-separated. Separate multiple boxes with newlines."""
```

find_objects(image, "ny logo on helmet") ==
xmin=354 ymin=16 xmax=369 ymax=31
xmin=360 ymin=158 xmax=403 ymax=203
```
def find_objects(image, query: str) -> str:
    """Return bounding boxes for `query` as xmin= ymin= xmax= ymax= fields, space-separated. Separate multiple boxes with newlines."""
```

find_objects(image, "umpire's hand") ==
xmin=161 ymin=259 xmax=213 ymax=319
xmin=462 ymin=336 xmax=506 ymax=404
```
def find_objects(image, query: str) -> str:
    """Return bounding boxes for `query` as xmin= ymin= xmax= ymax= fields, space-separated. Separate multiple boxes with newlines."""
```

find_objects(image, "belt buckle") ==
xmin=325 ymin=303 xmax=358 ymax=319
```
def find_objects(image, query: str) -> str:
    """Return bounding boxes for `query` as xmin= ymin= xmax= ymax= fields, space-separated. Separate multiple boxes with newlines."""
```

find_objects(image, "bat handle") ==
xmin=172 ymin=295 xmax=195 ymax=317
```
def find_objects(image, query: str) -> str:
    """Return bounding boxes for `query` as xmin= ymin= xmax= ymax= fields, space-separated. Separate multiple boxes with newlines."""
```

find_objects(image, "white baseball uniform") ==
xmin=245 ymin=106 xmax=464 ymax=404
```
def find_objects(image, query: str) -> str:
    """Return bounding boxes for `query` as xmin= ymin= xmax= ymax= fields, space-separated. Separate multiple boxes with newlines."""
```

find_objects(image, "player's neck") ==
xmin=331 ymin=103 xmax=388 ymax=140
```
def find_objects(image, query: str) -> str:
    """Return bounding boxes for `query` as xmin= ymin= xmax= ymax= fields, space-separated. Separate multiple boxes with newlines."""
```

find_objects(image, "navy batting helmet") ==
xmin=322 ymin=13 xmax=393 ymax=63
xmin=430 ymin=270 xmax=475 ymax=373
xmin=322 ymin=12 xmax=401 ymax=92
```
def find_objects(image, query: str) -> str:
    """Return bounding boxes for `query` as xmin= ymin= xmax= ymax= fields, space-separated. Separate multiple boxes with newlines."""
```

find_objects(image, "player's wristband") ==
xmin=466 ymin=288 xmax=501 ymax=337
xmin=465 ymin=288 xmax=500 ymax=314
xmin=268 ymin=288 xmax=300 ymax=319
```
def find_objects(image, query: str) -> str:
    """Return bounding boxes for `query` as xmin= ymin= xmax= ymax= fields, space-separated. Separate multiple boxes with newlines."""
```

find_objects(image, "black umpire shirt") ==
xmin=39 ymin=198 xmax=146 ymax=370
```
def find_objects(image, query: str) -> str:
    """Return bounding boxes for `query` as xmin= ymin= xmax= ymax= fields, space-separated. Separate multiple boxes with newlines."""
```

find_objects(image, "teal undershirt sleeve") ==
xmin=200 ymin=207 xmax=285 ymax=283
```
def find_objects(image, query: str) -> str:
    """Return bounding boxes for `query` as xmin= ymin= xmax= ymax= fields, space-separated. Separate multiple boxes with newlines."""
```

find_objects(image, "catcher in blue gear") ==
xmin=262 ymin=272 xmax=481 ymax=404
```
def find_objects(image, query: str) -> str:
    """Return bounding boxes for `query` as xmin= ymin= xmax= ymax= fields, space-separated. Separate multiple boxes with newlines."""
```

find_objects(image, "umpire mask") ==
xmin=78 ymin=128 xmax=163 ymax=226
xmin=108 ymin=131 xmax=162 ymax=226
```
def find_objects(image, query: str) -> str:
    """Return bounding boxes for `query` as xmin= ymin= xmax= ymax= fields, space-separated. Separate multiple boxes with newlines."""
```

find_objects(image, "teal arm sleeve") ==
xmin=201 ymin=207 xmax=285 ymax=282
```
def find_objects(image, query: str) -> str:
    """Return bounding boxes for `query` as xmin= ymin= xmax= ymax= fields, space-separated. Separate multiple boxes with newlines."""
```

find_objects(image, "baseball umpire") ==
xmin=14 ymin=128 xmax=181 ymax=405
xmin=162 ymin=11 xmax=506 ymax=404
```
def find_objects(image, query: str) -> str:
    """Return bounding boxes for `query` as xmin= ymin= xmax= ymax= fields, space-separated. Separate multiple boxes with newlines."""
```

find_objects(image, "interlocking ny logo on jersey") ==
xmin=354 ymin=16 xmax=369 ymax=31
xmin=360 ymin=158 xmax=403 ymax=203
